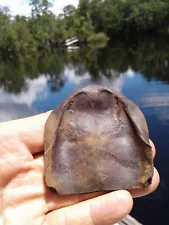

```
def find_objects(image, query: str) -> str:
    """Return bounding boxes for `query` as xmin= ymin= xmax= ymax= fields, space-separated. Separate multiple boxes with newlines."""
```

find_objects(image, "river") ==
xmin=0 ymin=36 xmax=169 ymax=225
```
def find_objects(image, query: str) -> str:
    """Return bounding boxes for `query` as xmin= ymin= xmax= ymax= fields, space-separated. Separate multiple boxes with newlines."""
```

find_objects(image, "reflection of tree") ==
xmin=135 ymin=36 xmax=169 ymax=82
xmin=38 ymin=53 xmax=66 ymax=92
xmin=1 ymin=35 xmax=169 ymax=94
xmin=47 ymin=75 xmax=65 ymax=92
xmin=66 ymin=47 xmax=121 ymax=81
xmin=0 ymin=53 xmax=66 ymax=94
xmin=66 ymin=35 xmax=169 ymax=84
xmin=0 ymin=59 xmax=25 ymax=93
xmin=104 ymin=35 xmax=169 ymax=84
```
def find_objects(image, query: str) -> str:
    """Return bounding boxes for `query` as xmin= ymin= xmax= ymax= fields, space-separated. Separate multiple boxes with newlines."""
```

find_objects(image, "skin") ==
xmin=0 ymin=112 xmax=159 ymax=225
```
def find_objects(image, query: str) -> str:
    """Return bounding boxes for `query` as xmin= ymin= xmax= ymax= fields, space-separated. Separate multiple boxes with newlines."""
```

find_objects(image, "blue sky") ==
xmin=0 ymin=0 xmax=78 ymax=16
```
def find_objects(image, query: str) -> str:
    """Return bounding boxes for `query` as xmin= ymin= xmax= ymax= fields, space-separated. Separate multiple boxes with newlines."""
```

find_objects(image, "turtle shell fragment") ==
xmin=44 ymin=85 xmax=153 ymax=195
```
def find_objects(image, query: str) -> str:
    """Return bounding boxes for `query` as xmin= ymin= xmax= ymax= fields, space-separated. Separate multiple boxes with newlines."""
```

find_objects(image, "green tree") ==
xmin=30 ymin=0 xmax=53 ymax=17
xmin=1 ymin=0 xmax=169 ymax=59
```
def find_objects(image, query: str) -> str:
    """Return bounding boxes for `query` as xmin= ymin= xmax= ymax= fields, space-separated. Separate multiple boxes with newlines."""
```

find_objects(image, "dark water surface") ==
xmin=1 ymin=36 xmax=169 ymax=225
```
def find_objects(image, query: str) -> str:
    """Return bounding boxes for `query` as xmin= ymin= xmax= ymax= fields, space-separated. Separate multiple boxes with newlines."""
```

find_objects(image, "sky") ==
xmin=0 ymin=0 xmax=78 ymax=17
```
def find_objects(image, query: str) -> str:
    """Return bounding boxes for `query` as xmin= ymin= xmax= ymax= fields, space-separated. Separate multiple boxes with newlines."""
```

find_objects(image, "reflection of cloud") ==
xmin=139 ymin=94 xmax=169 ymax=123
xmin=125 ymin=67 xmax=135 ymax=77
xmin=139 ymin=95 xmax=169 ymax=107
xmin=10 ymin=76 xmax=47 ymax=106
xmin=0 ymin=76 xmax=47 ymax=122
xmin=0 ymin=67 xmax=136 ymax=123
xmin=65 ymin=67 xmax=123 ymax=93
xmin=0 ymin=102 xmax=36 ymax=122
xmin=156 ymin=109 xmax=169 ymax=123
xmin=98 ymin=74 xmax=123 ymax=92
xmin=66 ymin=69 xmax=91 ymax=85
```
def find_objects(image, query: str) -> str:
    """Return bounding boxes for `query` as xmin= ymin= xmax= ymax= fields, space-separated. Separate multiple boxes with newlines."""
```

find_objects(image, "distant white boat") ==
xmin=64 ymin=37 xmax=79 ymax=47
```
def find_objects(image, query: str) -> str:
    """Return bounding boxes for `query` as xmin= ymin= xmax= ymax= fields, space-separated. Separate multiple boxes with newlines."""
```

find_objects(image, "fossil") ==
xmin=44 ymin=85 xmax=153 ymax=195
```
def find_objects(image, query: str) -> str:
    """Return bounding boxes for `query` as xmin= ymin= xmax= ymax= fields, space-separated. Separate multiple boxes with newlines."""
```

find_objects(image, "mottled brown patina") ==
xmin=44 ymin=85 xmax=154 ymax=195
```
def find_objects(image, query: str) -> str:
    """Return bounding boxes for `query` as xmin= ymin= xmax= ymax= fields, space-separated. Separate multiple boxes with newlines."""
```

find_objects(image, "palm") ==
xmin=0 ymin=126 xmax=98 ymax=224
xmin=0 ymin=112 xmax=159 ymax=225
xmin=1 ymin=137 xmax=48 ymax=223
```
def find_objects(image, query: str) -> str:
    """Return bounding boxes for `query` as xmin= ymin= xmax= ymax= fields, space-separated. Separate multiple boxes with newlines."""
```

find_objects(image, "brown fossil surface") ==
xmin=44 ymin=85 xmax=154 ymax=195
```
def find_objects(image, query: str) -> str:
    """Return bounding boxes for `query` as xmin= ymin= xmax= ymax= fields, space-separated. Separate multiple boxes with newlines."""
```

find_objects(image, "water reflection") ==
xmin=0 ymin=35 xmax=169 ymax=225
xmin=1 ymin=35 xmax=169 ymax=95
xmin=140 ymin=95 xmax=169 ymax=108
xmin=0 ymin=76 xmax=47 ymax=121
xmin=1 ymin=36 xmax=169 ymax=121
xmin=0 ymin=68 xmax=124 ymax=121
xmin=139 ymin=93 xmax=169 ymax=124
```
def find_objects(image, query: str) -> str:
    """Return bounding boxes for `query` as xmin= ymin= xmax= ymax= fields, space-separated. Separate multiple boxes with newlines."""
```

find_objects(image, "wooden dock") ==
xmin=115 ymin=215 xmax=142 ymax=225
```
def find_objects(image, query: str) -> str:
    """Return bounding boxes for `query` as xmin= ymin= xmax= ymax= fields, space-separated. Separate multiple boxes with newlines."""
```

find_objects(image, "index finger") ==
xmin=0 ymin=111 xmax=51 ymax=154
xmin=150 ymin=139 xmax=156 ymax=158
xmin=0 ymin=112 xmax=157 ymax=159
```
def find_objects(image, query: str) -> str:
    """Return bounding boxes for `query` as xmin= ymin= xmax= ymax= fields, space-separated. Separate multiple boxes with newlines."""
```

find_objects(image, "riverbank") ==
xmin=1 ymin=0 xmax=169 ymax=59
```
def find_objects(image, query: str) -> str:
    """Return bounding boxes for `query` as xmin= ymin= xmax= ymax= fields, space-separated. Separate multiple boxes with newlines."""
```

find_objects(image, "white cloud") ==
xmin=0 ymin=0 xmax=31 ymax=17
xmin=51 ymin=0 xmax=78 ymax=15
xmin=0 ymin=0 xmax=78 ymax=17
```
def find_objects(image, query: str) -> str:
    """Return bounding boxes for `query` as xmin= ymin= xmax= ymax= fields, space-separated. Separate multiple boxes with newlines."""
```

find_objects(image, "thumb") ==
xmin=46 ymin=190 xmax=133 ymax=225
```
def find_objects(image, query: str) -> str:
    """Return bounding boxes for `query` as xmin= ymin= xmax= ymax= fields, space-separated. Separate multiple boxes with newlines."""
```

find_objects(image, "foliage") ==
xmin=87 ymin=33 xmax=108 ymax=43
xmin=0 ymin=0 xmax=169 ymax=59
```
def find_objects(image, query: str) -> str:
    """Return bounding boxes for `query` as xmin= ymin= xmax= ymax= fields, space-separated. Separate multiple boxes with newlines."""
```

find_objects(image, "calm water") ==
xmin=1 ymin=37 xmax=169 ymax=225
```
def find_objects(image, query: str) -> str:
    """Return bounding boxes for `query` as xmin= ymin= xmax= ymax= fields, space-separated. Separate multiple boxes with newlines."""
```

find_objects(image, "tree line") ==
xmin=0 ymin=0 xmax=169 ymax=58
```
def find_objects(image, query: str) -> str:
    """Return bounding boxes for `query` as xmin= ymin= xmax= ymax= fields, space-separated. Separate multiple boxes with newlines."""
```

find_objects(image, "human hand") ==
xmin=0 ymin=112 xmax=159 ymax=225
